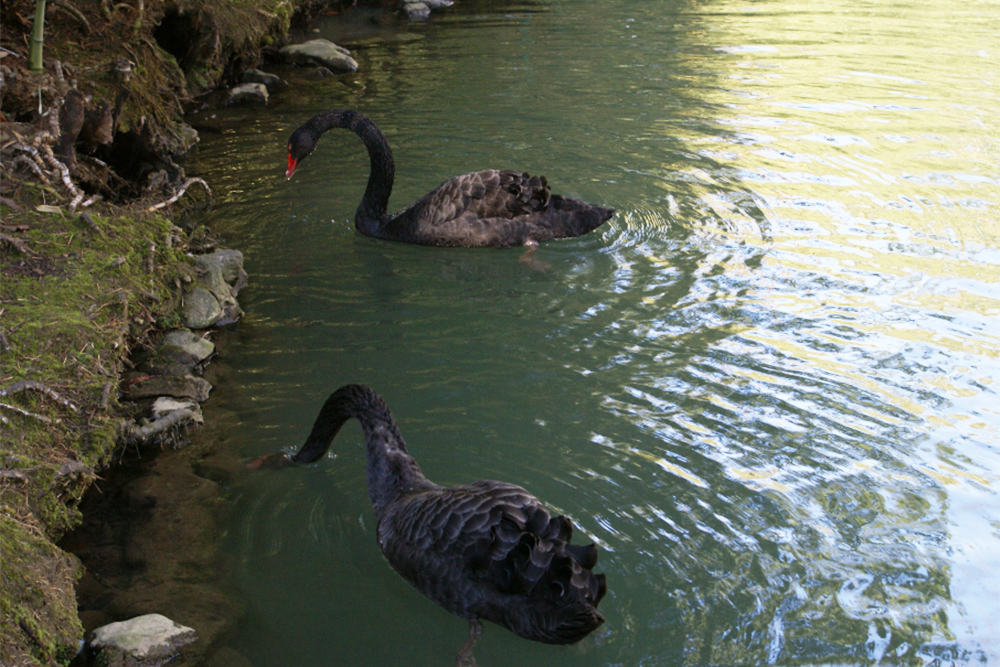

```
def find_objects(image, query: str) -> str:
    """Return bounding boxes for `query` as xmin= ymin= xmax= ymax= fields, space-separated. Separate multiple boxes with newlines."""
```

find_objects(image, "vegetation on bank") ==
xmin=1 ymin=0 xmax=346 ymax=663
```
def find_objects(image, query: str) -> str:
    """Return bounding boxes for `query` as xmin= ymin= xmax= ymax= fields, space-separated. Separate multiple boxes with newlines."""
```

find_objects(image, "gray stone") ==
xmin=279 ymin=39 xmax=359 ymax=72
xmin=171 ymin=123 xmax=200 ymax=155
xmin=89 ymin=613 xmax=197 ymax=667
xmin=182 ymin=249 xmax=246 ymax=329
xmin=162 ymin=328 xmax=215 ymax=366
xmin=151 ymin=396 xmax=204 ymax=424
xmin=194 ymin=249 xmax=245 ymax=286
xmin=403 ymin=1 xmax=430 ymax=19
xmin=243 ymin=68 xmax=287 ymax=92
xmin=182 ymin=287 xmax=223 ymax=330
xmin=126 ymin=374 xmax=212 ymax=402
xmin=225 ymin=82 xmax=268 ymax=106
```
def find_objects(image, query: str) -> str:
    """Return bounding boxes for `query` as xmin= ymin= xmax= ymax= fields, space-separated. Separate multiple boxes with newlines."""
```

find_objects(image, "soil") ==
xmin=0 ymin=1 xmax=359 ymax=665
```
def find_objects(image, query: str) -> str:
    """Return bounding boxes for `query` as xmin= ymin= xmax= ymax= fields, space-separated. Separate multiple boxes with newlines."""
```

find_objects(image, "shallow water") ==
xmin=186 ymin=0 xmax=999 ymax=664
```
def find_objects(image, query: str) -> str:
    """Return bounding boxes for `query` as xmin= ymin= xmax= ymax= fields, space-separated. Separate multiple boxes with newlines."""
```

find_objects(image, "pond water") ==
xmin=186 ymin=0 xmax=999 ymax=664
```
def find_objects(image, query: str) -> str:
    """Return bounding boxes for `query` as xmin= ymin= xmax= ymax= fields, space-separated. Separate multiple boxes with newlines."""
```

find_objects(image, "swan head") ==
xmin=286 ymin=126 xmax=319 ymax=179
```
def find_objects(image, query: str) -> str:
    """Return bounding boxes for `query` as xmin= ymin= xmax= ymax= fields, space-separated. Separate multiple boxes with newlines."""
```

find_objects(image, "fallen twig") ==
xmin=0 ymin=379 xmax=80 ymax=412
xmin=0 ymin=401 xmax=54 ymax=423
xmin=0 ymin=233 xmax=36 ymax=256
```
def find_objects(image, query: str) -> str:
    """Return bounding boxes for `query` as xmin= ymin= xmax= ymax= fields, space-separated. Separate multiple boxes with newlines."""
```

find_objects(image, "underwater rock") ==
xmin=225 ymin=83 xmax=268 ymax=106
xmin=88 ymin=613 xmax=196 ymax=667
xmin=243 ymin=68 xmax=287 ymax=92
xmin=279 ymin=39 xmax=358 ymax=72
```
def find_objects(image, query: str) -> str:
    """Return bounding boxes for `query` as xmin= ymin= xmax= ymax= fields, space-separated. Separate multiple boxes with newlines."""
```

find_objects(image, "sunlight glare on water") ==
xmin=186 ymin=0 xmax=999 ymax=664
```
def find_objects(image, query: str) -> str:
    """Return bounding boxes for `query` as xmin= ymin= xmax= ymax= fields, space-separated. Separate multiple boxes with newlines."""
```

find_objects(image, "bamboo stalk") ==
xmin=28 ymin=0 xmax=47 ymax=72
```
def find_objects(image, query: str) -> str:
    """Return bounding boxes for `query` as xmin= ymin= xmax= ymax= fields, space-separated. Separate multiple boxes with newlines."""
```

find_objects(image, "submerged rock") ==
xmin=402 ymin=0 xmax=453 ymax=19
xmin=225 ymin=82 xmax=269 ymax=106
xmin=403 ymin=1 xmax=430 ymax=19
xmin=279 ymin=39 xmax=358 ymax=72
xmin=243 ymin=68 xmax=287 ymax=92
xmin=88 ymin=613 xmax=196 ymax=667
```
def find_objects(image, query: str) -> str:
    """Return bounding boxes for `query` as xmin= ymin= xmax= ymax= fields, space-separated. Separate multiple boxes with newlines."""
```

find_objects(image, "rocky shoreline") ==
xmin=0 ymin=0 xmax=454 ymax=665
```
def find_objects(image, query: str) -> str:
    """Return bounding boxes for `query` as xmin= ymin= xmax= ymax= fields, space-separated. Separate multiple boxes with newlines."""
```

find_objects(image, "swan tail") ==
xmin=481 ymin=512 xmax=607 ymax=644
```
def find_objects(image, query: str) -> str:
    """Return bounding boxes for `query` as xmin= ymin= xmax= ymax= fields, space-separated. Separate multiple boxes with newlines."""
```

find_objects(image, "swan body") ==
xmin=254 ymin=384 xmax=607 ymax=660
xmin=285 ymin=109 xmax=614 ymax=247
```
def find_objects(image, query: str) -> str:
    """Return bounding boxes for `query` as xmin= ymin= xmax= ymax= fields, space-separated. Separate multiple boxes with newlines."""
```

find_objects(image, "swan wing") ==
xmin=415 ymin=170 xmax=552 ymax=226
xmin=378 ymin=481 xmax=606 ymax=642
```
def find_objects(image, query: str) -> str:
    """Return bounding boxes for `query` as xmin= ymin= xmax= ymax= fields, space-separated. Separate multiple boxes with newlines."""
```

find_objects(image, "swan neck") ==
xmin=292 ymin=384 xmax=423 ymax=513
xmin=314 ymin=110 xmax=394 ymax=234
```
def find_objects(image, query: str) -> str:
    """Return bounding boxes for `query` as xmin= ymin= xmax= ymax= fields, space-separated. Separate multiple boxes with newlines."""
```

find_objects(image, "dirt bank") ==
xmin=0 ymin=1 xmax=353 ymax=664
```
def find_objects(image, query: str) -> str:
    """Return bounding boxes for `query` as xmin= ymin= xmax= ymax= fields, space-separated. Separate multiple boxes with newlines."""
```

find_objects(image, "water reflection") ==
xmin=185 ymin=0 xmax=999 ymax=664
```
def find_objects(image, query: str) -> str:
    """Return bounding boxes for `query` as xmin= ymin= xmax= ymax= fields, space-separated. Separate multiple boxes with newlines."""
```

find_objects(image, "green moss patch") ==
xmin=1 ymin=202 xmax=194 ymax=664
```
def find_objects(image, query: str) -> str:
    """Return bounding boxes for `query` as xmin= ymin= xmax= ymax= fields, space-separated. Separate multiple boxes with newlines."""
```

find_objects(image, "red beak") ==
xmin=285 ymin=153 xmax=298 ymax=179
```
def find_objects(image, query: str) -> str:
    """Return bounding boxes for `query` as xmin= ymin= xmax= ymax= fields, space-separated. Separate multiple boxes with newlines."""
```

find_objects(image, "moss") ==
xmin=0 ymin=516 xmax=83 ymax=666
xmin=0 ymin=205 xmax=193 ymax=663
xmin=0 ymin=1 xmax=335 ymax=664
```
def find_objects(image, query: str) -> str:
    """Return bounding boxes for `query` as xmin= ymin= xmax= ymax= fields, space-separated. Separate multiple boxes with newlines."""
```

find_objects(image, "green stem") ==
xmin=28 ymin=0 xmax=46 ymax=72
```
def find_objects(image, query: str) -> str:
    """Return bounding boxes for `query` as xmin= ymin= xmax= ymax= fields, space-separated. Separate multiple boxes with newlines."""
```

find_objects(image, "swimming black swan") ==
xmin=251 ymin=384 xmax=607 ymax=665
xmin=285 ymin=109 xmax=615 ymax=247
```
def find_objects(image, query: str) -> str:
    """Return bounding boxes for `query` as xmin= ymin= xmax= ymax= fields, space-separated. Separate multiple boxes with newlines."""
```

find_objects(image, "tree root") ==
xmin=120 ymin=408 xmax=197 ymax=444
xmin=147 ymin=177 xmax=212 ymax=212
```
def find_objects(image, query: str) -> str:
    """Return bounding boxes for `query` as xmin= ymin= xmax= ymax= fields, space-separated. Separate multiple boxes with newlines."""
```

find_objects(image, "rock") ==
xmin=56 ymin=460 xmax=91 ymax=478
xmin=182 ymin=249 xmax=246 ymax=329
xmin=401 ymin=0 xmax=452 ymax=18
xmin=151 ymin=397 xmax=204 ymax=425
xmin=182 ymin=287 xmax=223 ymax=330
xmin=125 ymin=375 xmax=212 ymax=402
xmin=171 ymin=123 xmax=200 ymax=156
xmin=242 ymin=68 xmax=287 ymax=92
xmin=225 ymin=82 xmax=268 ymax=106
xmin=142 ymin=329 xmax=215 ymax=375
xmin=195 ymin=249 xmax=246 ymax=287
xmin=402 ymin=1 xmax=430 ymax=19
xmin=279 ymin=39 xmax=359 ymax=72
xmin=89 ymin=613 xmax=197 ymax=667
xmin=162 ymin=329 xmax=215 ymax=366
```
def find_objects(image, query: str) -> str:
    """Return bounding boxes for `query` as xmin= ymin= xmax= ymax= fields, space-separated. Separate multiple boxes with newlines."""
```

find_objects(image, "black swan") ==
xmin=251 ymin=384 xmax=607 ymax=665
xmin=285 ymin=109 xmax=615 ymax=247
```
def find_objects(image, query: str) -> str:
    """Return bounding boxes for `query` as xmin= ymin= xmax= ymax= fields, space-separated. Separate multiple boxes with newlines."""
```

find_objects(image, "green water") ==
xmin=187 ymin=0 xmax=999 ymax=664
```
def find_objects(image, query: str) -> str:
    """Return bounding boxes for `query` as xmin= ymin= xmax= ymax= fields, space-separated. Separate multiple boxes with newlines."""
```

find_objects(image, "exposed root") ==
xmin=6 ymin=140 xmax=98 ymax=210
xmin=49 ymin=1 xmax=93 ymax=31
xmin=120 ymin=408 xmax=197 ymax=444
xmin=147 ymin=177 xmax=212 ymax=212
